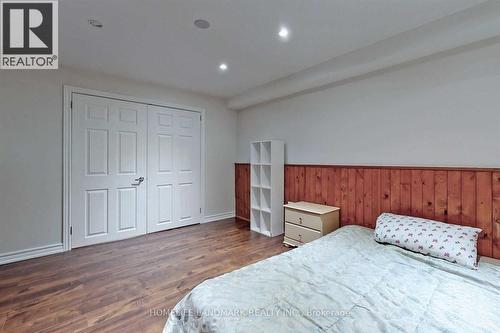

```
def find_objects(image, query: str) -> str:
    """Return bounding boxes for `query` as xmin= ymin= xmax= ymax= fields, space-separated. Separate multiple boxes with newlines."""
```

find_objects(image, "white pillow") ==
xmin=374 ymin=213 xmax=482 ymax=269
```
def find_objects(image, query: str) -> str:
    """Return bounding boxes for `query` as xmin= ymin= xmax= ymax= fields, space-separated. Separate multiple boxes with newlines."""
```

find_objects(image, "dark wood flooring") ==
xmin=0 ymin=219 xmax=289 ymax=333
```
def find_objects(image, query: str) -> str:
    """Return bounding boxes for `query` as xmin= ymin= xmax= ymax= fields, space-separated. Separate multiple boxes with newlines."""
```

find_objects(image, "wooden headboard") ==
xmin=235 ymin=163 xmax=500 ymax=259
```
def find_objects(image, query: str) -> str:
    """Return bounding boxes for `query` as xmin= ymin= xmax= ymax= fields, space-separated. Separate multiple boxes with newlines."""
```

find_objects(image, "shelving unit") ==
xmin=251 ymin=208 xmax=261 ymax=230
xmin=250 ymin=143 xmax=260 ymax=164
xmin=251 ymin=186 xmax=260 ymax=209
xmin=250 ymin=140 xmax=284 ymax=237
xmin=261 ymin=165 xmax=271 ymax=188
xmin=251 ymin=165 xmax=260 ymax=187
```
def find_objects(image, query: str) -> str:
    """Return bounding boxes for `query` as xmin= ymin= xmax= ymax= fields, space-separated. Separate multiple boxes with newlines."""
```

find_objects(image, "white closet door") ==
xmin=71 ymin=94 xmax=148 ymax=248
xmin=148 ymin=105 xmax=202 ymax=232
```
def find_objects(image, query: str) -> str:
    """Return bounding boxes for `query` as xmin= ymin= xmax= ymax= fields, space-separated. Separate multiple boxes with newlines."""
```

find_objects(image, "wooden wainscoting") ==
xmin=235 ymin=163 xmax=500 ymax=259
xmin=235 ymin=163 xmax=250 ymax=221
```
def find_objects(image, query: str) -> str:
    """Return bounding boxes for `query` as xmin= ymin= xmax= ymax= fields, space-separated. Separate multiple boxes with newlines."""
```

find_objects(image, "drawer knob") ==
xmin=299 ymin=217 xmax=303 ymax=224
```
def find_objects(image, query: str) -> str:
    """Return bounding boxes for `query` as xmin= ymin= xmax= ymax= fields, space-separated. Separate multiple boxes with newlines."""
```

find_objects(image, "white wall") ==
xmin=0 ymin=67 xmax=237 ymax=254
xmin=237 ymin=40 xmax=500 ymax=168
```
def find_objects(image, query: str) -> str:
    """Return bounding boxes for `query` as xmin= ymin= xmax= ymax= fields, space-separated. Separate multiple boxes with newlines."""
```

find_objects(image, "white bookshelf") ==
xmin=250 ymin=140 xmax=284 ymax=237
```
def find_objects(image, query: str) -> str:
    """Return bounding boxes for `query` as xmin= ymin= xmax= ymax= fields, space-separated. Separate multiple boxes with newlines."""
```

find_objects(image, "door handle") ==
xmin=132 ymin=177 xmax=144 ymax=186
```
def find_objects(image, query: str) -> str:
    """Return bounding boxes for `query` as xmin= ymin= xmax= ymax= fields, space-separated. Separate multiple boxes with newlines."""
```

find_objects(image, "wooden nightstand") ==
xmin=283 ymin=201 xmax=340 ymax=247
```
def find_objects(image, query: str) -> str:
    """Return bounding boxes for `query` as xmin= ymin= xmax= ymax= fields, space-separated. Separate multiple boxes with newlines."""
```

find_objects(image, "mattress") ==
xmin=163 ymin=225 xmax=500 ymax=333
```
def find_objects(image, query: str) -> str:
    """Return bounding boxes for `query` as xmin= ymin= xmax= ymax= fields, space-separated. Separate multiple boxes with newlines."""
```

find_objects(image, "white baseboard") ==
xmin=0 ymin=243 xmax=64 ymax=266
xmin=203 ymin=211 xmax=235 ymax=224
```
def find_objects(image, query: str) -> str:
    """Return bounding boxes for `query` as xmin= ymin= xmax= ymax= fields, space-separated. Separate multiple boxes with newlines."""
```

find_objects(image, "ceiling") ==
xmin=60 ymin=0 xmax=486 ymax=98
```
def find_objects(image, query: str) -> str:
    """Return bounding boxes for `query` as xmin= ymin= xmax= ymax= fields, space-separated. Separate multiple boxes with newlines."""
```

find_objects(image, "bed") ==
xmin=164 ymin=225 xmax=500 ymax=333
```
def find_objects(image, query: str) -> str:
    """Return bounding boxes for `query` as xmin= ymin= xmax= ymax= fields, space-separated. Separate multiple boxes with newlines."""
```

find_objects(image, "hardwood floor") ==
xmin=0 ymin=219 xmax=289 ymax=333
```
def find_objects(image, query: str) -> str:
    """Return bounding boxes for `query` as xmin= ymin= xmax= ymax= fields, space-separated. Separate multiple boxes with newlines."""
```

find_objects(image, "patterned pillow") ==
xmin=374 ymin=213 xmax=482 ymax=269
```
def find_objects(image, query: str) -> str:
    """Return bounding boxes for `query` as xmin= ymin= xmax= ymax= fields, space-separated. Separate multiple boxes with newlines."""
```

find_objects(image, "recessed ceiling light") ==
xmin=88 ymin=19 xmax=103 ymax=28
xmin=278 ymin=26 xmax=289 ymax=40
xmin=219 ymin=63 xmax=228 ymax=71
xmin=194 ymin=19 xmax=210 ymax=29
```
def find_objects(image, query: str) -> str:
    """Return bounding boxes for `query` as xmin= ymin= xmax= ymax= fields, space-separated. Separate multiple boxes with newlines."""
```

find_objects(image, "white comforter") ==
xmin=164 ymin=226 xmax=500 ymax=333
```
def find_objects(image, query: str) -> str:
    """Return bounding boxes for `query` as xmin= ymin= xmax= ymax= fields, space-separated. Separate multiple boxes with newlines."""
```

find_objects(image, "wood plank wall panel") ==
xmin=476 ymin=172 xmax=492 ymax=257
xmin=461 ymin=171 xmax=476 ymax=228
xmin=411 ymin=170 xmax=423 ymax=217
xmin=493 ymin=172 xmax=500 ymax=258
xmin=380 ymin=170 xmax=391 ymax=214
xmin=235 ymin=163 xmax=250 ymax=221
xmin=235 ymin=164 xmax=500 ymax=259
xmin=370 ymin=169 xmax=381 ymax=229
xmin=421 ymin=170 xmax=435 ymax=219
xmin=390 ymin=170 xmax=401 ymax=214
xmin=400 ymin=170 xmax=412 ymax=216
xmin=434 ymin=171 xmax=448 ymax=222
xmin=447 ymin=171 xmax=462 ymax=225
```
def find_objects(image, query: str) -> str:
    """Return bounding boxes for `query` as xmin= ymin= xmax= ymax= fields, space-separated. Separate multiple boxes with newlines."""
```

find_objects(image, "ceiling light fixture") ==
xmin=88 ymin=19 xmax=103 ymax=28
xmin=194 ymin=19 xmax=210 ymax=29
xmin=278 ymin=26 xmax=289 ymax=40
xmin=219 ymin=63 xmax=228 ymax=71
